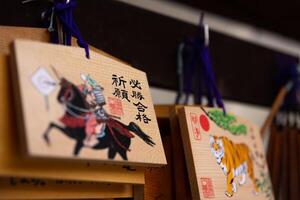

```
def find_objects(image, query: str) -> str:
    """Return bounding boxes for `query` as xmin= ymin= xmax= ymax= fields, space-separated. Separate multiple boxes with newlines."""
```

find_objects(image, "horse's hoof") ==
xmin=43 ymin=134 xmax=50 ymax=146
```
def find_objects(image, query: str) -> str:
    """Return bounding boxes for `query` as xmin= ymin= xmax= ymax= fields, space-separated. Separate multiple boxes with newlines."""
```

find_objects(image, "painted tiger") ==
xmin=209 ymin=135 xmax=259 ymax=197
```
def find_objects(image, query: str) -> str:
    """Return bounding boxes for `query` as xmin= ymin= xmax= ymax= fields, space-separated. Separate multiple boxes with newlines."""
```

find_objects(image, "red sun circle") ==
xmin=200 ymin=114 xmax=210 ymax=132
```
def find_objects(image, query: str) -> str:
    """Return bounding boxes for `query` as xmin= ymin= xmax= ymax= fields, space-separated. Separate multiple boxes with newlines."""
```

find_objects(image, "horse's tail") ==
xmin=128 ymin=122 xmax=155 ymax=147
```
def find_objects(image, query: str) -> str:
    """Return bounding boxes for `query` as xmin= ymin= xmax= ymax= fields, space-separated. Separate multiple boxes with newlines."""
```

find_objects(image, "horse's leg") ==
xmin=43 ymin=122 xmax=67 ymax=145
xmin=118 ymin=149 xmax=128 ymax=161
xmin=73 ymin=140 xmax=84 ymax=156
xmin=108 ymin=147 xmax=117 ymax=159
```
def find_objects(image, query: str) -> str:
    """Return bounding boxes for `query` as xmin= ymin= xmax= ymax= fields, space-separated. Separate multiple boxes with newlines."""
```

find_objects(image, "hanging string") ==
xmin=53 ymin=0 xmax=89 ymax=58
xmin=175 ymin=42 xmax=185 ymax=104
xmin=274 ymin=54 xmax=300 ymax=128
xmin=198 ymin=43 xmax=225 ymax=113
xmin=183 ymin=38 xmax=196 ymax=104
xmin=23 ymin=0 xmax=90 ymax=58
xmin=176 ymin=13 xmax=225 ymax=114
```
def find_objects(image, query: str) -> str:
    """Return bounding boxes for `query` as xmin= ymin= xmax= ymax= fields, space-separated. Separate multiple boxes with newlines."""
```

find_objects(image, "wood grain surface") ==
xmin=10 ymin=40 xmax=166 ymax=166
xmin=0 ymin=177 xmax=132 ymax=199
xmin=0 ymin=54 xmax=145 ymax=184
xmin=178 ymin=106 xmax=274 ymax=200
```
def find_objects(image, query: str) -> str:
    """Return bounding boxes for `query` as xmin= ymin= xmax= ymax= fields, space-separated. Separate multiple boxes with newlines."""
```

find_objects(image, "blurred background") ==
xmin=1 ymin=1 xmax=300 ymax=199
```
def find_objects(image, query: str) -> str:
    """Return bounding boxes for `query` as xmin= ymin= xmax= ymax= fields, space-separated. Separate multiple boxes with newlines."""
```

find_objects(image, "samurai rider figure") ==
xmin=79 ymin=74 xmax=108 ymax=147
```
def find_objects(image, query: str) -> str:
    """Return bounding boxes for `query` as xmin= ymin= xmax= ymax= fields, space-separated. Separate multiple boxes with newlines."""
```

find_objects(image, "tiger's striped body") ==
xmin=209 ymin=135 xmax=259 ymax=197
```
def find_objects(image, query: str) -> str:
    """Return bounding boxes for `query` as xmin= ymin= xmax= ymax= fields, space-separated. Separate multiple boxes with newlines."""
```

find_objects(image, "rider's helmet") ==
xmin=80 ymin=74 xmax=106 ymax=106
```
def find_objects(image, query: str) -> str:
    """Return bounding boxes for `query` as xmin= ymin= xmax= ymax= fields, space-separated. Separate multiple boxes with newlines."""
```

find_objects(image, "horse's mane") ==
xmin=61 ymin=78 xmax=88 ymax=109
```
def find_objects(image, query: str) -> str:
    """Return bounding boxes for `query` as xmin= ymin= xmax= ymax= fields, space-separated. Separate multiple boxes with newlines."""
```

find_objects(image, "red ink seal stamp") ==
xmin=190 ymin=113 xmax=201 ymax=140
xmin=200 ymin=177 xmax=215 ymax=198
xmin=108 ymin=97 xmax=123 ymax=116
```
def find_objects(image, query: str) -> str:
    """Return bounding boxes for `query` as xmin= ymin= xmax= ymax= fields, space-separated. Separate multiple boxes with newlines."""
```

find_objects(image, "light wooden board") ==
xmin=153 ymin=105 xmax=192 ymax=199
xmin=169 ymin=106 xmax=193 ymax=200
xmin=0 ymin=26 xmax=50 ymax=55
xmin=153 ymin=105 xmax=172 ymax=119
xmin=0 ymin=25 xmax=125 ymax=64
xmin=178 ymin=106 xmax=274 ymax=200
xmin=10 ymin=40 xmax=166 ymax=166
xmin=144 ymin=119 xmax=174 ymax=200
xmin=0 ymin=26 xmax=142 ymax=199
xmin=0 ymin=54 xmax=144 ymax=184
xmin=0 ymin=177 xmax=132 ymax=199
xmin=154 ymin=105 xmax=193 ymax=199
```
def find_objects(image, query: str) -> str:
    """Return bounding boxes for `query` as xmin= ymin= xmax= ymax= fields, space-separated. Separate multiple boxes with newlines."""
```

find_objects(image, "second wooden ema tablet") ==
xmin=10 ymin=40 xmax=166 ymax=166
xmin=178 ymin=106 xmax=274 ymax=200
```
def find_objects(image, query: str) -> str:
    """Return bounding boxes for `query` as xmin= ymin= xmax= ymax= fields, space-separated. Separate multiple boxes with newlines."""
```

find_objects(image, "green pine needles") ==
xmin=255 ymin=171 xmax=273 ymax=199
xmin=208 ymin=110 xmax=247 ymax=135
